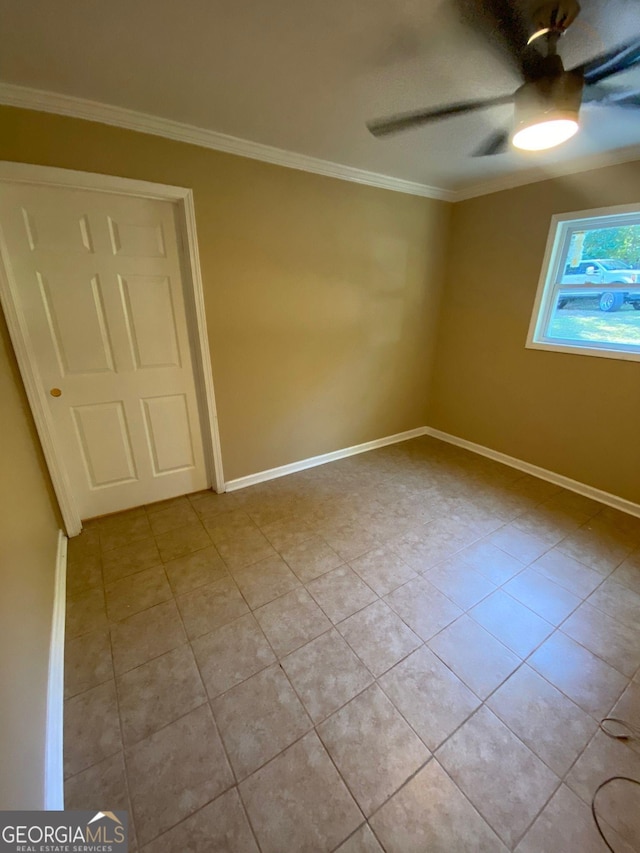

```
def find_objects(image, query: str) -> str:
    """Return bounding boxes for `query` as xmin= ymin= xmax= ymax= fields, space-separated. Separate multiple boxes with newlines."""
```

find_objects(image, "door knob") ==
xmin=50 ymin=388 xmax=62 ymax=397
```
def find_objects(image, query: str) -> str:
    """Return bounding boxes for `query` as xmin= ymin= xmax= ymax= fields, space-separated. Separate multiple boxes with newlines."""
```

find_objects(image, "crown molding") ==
xmin=2 ymin=82 xmax=639 ymax=204
xmin=0 ymin=82 xmax=455 ymax=202
xmin=452 ymin=142 xmax=640 ymax=201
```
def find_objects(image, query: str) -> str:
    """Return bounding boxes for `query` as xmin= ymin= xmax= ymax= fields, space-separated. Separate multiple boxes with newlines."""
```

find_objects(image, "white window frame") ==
xmin=526 ymin=202 xmax=640 ymax=363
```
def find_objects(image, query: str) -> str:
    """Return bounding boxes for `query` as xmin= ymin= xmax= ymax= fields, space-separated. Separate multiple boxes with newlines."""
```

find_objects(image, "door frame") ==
xmin=0 ymin=161 xmax=225 ymax=536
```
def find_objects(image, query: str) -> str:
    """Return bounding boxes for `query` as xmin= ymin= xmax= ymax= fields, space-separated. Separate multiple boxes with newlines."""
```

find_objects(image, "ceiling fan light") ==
xmin=512 ymin=72 xmax=583 ymax=152
xmin=512 ymin=116 xmax=579 ymax=150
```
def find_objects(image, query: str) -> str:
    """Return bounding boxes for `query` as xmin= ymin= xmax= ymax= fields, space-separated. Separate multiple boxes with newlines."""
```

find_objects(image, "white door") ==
xmin=0 ymin=183 xmax=210 ymax=518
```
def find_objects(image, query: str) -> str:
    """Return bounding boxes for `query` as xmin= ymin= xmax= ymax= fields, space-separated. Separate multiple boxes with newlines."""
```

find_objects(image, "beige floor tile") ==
xmin=425 ymin=556 xmax=496 ymax=610
xmin=557 ymin=522 xmax=633 ymax=574
xmin=318 ymin=684 xmax=428 ymax=816
xmin=64 ymin=751 xmax=129 ymax=811
xmin=337 ymin=600 xmax=421 ymax=677
xmin=64 ymin=628 xmax=113 ymax=698
xmin=370 ymin=759 xmax=508 ymax=853
xmin=281 ymin=629 xmax=373 ymax=723
xmin=379 ymin=646 xmax=480 ymax=751
xmin=562 ymin=602 xmax=640 ymax=677
xmin=609 ymin=553 xmax=640 ymax=595
xmin=389 ymin=523 xmax=475 ymax=574
xmin=163 ymin=545 xmax=228 ymax=596
xmin=142 ymin=789 xmax=259 ymax=853
xmin=254 ymin=587 xmax=331 ymax=657
xmin=191 ymin=613 xmax=275 ymax=699
xmin=515 ymin=783 xmax=635 ymax=853
xmin=307 ymin=566 xmax=377 ymax=623
xmin=145 ymin=494 xmax=190 ymax=514
xmin=212 ymin=663 xmax=312 ymax=779
xmin=105 ymin=565 xmax=172 ymax=622
xmin=66 ymin=551 xmax=103 ymax=597
xmin=155 ymin=522 xmax=212 ymax=562
xmin=529 ymin=548 xmax=603 ymax=598
xmin=587 ymin=577 xmax=640 ymax=631
xmin=456 ymin=539 xmax=524 ymax=585
xmin=63 ymin=680 xmax=122 ymax=778
xmin=64 ymin=449 xmax=630 ymax=852
xmin=279 ymin=535 xmax=344 ymax=582
xmin=596 ymin=507 xmax=640 ymax=541
xmin=487 ymin=665 xmax=597 ymax=776
xmin=565 ymin=730 xmax=640 ymax=849
xmin=66 ymin=587 xmax=108 ymax=640
xmin=436 ymin=706 xmax=559 ymax=848
xmin=260 ymin=515 xmax=316 ymax=550
xmin=544 ymin=489 xmax=602 ymax=518
xmin=127 ymin=704 xmax=233 ymax=846
xmin=335 ymin=825 xmax=383 ymax=853
xmin=176 ymin=576 xmax=249 ymax=640
xmin=102 ymin=537 xmax=162 ymax=586
xmin=488 ymin=525 xmax=552 ymax=564
xmin=116 ymin=645 xmax=206 ymax=746
xmin=203 ymin=509 xmax=258 ymax=543
xmin=239 ymin=732 xmax=362 ymax=853
xmin=610 ymin=681 xmax=640 ymax=750
xmin=215 ymin=528 xmax=278 ymax=571
xmin=100 ymin=513 xmax=153 ymax=552
xmin=428 ymin=615 xmax=520 ymax=699
xmin=147 ymin=502 xmax=198 ymax=536
xmin=188 ymin=489 xmax=240 ymax=518
xmin=469 ymin=590 xmax=553 ymax=658
xmin=348 ymin=546 xmax=417 ymax=596
xmin=231 ymin=554 xmax=301 ymax=609
xmin=320 ymin=522 xmax=381 ymax=562
xmin=67 ymin=526 xmax=100 ymax=561
xmin=247 ymin=499 xmax=298 ymax=528
xmin=503 ymin=568 xmax=582 ymax=625
xmin=383 ymin=577 xmax=462 ymax=641
xmin=528 ymin=631 xmax=627 ymax=718
xmin=511 ymin=506 xmax=587 ymax=545
xmin=110 ymin=600 xmax=187 ymax=675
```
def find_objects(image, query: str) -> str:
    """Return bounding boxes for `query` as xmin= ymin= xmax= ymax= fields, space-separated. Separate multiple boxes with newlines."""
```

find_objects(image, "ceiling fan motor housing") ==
xmin=513 ymin=69 xmax=584 ymax=138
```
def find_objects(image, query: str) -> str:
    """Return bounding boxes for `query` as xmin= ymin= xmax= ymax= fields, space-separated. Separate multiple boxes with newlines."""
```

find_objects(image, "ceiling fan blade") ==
xmin=572 ymin=38 xmax=640 ymax=84
xmin=472 ymin=129 xmax=510 ymax=157
xmin=367 ymin=94 xmax=514 ymax=137
xmin=584 ymin=85 xmax=640 ymax=109
xmin=454 ymin=0 xmax=544 ymax=80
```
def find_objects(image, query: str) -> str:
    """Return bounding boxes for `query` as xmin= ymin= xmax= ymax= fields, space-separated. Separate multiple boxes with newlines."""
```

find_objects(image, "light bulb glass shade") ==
xmin=512 ymin=117 xmax=579 ymax=151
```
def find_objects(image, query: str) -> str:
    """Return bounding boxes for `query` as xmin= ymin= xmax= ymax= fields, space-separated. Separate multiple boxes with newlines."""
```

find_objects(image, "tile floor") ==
xmin=63 ymin=436 xmax=640 ymax=852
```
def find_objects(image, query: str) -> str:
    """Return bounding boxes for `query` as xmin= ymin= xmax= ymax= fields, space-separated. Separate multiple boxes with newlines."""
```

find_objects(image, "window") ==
xmin=527 ymin=203 xmax=640 ymax=361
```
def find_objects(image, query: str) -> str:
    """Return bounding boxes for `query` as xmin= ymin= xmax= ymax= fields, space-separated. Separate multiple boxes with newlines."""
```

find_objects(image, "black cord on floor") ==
xmin=591 ymin=717 xmax=640 ymax=852
xmin=591 ymin=777 xmax=640 ymax=853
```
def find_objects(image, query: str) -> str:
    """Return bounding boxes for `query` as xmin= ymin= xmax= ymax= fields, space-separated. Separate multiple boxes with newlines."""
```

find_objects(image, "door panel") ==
xmin=22 ymin=207 xmax=94 ymax=254
xmin=72 ymin=402 xmax=137 ymax=487
xmin=108 ymin=216 xmax=166 ymax=258
xmin=119 ymin=275 xmax=181 ymax=369
xmin=38 ymin=271 xmax=115 ymax=374
xmin=142 ymin=394 xmax=195 ymax=474
xmin=0 ymin=183 xmax=210 ymax=518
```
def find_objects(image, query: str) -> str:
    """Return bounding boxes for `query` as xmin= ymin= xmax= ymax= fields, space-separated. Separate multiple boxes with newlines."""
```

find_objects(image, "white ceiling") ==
xmin=1 ymin=0 xmax=639 ymax=195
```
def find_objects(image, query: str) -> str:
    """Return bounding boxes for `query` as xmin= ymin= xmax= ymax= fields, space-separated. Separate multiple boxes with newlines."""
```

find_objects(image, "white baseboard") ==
xmin=44 ymin=530 xmax=67 ymax=809
xmin=225 ymin=423 xmax=640 ymax=519
xmin=424 ymin=427 xmax=640 ymax=519
xmin=224 ymin=426 xmax=429 ymax=491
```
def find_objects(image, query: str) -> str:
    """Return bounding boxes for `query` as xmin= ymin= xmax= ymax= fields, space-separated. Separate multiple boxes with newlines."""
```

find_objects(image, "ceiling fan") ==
xmin=367 ymin=0 xmax=640 ymax=155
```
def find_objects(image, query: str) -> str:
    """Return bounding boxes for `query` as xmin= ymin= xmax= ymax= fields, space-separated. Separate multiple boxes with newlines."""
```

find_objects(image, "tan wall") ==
xmin=1 ymin=106 xmax=450 ymax=482
xmin=0 ymin=309 xmax=60 ymax=808
xmin=429 ymin=159 xmax=640 ymax=505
